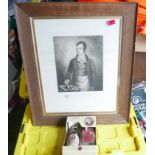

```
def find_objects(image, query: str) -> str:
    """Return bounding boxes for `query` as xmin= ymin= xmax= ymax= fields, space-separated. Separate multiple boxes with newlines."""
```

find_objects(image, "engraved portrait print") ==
xmin=53 ymin=36 xmax=103 ymax=92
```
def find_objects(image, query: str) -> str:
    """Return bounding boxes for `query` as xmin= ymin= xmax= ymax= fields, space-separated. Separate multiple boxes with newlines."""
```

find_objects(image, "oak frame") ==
xmin=15 ymin=2 xmax=137 ymax=125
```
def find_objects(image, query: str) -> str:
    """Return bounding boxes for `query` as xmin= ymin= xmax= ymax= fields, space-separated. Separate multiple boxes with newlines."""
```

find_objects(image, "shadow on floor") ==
xmin=8 ymin=103 xmax=27 ymax=155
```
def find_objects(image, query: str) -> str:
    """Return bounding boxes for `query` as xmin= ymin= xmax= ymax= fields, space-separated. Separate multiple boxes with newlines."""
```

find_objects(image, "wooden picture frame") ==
xmin=15 ymin=2 xmax=137 ymax=125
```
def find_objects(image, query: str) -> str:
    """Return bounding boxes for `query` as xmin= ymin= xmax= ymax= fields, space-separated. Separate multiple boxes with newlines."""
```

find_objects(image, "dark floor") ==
xmin=8 ymin=104 xmax=27 ymax=155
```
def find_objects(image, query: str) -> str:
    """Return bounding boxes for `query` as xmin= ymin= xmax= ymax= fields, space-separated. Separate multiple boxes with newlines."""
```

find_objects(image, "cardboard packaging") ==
xmin=63 ymin=116 xmax=97 ymax=155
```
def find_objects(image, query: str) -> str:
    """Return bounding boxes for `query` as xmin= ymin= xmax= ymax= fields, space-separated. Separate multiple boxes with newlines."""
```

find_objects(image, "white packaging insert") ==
xmin=62 ymin=116 xmax=97 ymax=155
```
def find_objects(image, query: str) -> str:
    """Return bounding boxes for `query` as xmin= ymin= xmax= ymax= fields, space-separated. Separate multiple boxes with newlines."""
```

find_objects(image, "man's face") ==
xmin=76 ymin=44 xmax=85 ymax=56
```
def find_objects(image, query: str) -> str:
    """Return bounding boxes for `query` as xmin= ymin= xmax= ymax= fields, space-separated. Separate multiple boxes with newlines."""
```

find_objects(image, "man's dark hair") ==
xmin=76 ymin=41 xmax=87 ymax=51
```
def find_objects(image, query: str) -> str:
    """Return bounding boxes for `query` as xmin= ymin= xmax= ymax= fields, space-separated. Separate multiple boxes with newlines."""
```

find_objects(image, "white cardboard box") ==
xmin=62 ymin=116 xmax=97 ymax=155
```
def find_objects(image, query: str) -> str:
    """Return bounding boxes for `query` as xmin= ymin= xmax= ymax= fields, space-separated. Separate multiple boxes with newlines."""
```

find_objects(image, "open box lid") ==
xmin=66 ymin=116 xmax=96 ymax=129
xmin=15 ymin=2 xmax=137 ymax=126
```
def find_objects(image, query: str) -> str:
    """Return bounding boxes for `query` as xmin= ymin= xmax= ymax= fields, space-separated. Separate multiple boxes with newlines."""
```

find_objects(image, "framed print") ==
xmin=15 ymin=2 xmax=137 ymax=125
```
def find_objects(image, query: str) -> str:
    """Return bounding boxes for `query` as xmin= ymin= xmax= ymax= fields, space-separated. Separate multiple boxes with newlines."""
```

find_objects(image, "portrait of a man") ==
xmin=64 ymin=41 xmax=96 ymax=91
xmin=53 ymin=36 xmax=103 ymax=92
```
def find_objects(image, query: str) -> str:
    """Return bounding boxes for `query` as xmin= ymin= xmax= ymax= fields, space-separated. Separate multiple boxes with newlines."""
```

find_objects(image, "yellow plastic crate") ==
xmin=16 ymin=68 xmax=145 ymax=155
xmin=14 ymin=104 xmax=145 ymax=155
xmin=19 ymin=67 xmax=28 ymax=99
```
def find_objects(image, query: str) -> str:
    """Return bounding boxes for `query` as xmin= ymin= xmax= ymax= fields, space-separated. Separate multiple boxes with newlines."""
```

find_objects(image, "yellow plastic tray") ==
xmin=16 ymin=68 xmax=145 ymax=155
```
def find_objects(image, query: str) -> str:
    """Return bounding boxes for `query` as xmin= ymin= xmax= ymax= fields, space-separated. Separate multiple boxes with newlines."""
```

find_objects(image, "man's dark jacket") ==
xmin=66 ymin=55 xmax=96 ymax=89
